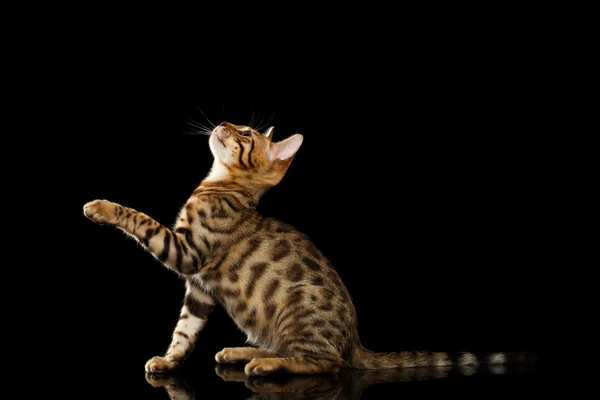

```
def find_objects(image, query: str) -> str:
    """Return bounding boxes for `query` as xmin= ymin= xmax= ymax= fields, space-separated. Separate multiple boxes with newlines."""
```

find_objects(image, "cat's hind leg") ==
xmin=215 ymin=347 xmax=278 ymax=364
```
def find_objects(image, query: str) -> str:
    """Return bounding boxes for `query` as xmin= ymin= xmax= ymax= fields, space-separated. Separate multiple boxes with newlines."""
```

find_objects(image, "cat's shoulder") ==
xmin=257 ymin=218 xmax=318 ymax=247
xmin=256 ymin=217 xmax=299 ymax=235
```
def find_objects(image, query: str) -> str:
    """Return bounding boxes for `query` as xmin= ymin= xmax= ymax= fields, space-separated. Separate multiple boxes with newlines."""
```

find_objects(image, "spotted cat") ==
xmin=83 ymin=122 xmax=534 ymax=375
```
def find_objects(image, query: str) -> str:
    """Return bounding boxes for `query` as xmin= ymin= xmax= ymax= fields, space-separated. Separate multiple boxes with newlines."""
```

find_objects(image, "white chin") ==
xmin=209 ymin=134 xmax=227 ymax=162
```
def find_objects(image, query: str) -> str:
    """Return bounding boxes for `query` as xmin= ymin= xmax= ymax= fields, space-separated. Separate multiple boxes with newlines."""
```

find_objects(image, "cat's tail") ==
xmin=349 ymin=346 xmax=537 ymax=369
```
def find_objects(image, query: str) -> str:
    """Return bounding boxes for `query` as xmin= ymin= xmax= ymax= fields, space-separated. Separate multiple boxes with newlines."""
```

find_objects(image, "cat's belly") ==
xmin=216 ymin=279 xmax=357 ymax=357
xmin=217 ymin=294 xmax=273 ymax=338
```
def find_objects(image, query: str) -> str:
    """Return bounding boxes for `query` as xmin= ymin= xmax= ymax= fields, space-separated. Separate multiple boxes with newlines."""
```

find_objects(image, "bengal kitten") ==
xmin=83 ymin=122 xmax=528 ymax=376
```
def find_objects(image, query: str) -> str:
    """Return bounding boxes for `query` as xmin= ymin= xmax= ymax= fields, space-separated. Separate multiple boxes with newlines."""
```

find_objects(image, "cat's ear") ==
xmin=264 ymin=126 xmax=275 ymax=139
xmin=268 ymin=134 xmax=303 ymax=161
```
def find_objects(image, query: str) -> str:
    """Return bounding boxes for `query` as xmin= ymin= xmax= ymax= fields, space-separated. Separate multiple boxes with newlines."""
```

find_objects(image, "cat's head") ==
xmin=206 ymin=121 xmax=303 ymax=193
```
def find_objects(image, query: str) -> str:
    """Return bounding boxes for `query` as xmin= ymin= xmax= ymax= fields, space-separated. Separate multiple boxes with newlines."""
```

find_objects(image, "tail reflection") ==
xmin=147 ymin=363 xmax=536 ymax=399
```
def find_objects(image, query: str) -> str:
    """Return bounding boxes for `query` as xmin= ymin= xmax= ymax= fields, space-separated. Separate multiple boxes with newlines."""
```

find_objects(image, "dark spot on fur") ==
xmin=312 ymin=320 xmax=326 ymax=328
xmin=184 ymin=296 xmax=214 ymax=319
xmin=235 ymin=301 xmax=247 ymax=312
xmin=272 ymin=240 xmax=291 ymax=261
xmin=285 ymin=289 xmax=304 ymax=306
xmin=222 ymin=287 xmax=241 ymax=297
xmin=287 ymin=263 xmax=304 ymax=282
xmin=329 ymin=320 xmax=342 ymax=330
xmin=306 ymin=244 xmax=323 ymax=260
xmin=265 ymin=303 xmax=277 ymax=319
xmin=274 ymin=223 xmax=292 ymax=233
xmin=302 ymin=257 xmax=321 ymax=271
xmin=321 ymin=330 xmax=335 ymax=340
xmin=246 ymin=262 xmax=268 ymax=297
xmin=263 ymin=279 xmax=280 ymax=302
xmin=322 ymin=288 xmax=335 ymax=300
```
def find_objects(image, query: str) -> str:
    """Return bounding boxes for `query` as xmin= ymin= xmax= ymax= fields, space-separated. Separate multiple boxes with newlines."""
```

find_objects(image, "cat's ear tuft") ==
xmin=268 ymin=134 xmax=303 ymax=161
xmin=264 ymin=126 xmax=275 ymax=139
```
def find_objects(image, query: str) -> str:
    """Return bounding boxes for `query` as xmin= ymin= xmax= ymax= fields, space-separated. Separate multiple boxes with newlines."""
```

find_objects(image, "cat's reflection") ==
xmin=145 ymin=365 xmax=447 ymax=399
xmin=146 ymin=363 xmax=535 ymax=399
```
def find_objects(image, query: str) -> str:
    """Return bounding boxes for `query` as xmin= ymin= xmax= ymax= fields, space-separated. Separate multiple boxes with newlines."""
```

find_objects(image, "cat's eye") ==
xmin=239 ymin=130 xmax=252 ymax=137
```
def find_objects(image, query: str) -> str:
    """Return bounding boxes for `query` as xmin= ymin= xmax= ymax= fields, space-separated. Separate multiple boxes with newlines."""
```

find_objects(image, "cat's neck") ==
xmin=203 ymin=160 xmax=230 ymax=183
xmin=199 ymin=161 xmax=268 ymax=204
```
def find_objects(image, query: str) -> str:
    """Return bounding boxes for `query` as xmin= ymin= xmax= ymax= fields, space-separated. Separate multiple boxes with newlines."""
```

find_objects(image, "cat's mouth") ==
xmin=217 ymin=137 xmax=226 ymax=147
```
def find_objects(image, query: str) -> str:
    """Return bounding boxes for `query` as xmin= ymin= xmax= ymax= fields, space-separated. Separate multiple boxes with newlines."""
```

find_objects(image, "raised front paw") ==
xmin=145 ymin=356 xmax=177 ymax=374
xmin=83 ymin=199 xmax=118 ymax=225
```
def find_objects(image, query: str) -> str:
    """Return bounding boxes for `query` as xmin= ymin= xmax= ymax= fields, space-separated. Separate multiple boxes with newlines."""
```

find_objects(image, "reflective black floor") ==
xmin=69 ymin=356 xmax=541 ymax=399
xmin=155 ymin=363 xmax=540 ymax=399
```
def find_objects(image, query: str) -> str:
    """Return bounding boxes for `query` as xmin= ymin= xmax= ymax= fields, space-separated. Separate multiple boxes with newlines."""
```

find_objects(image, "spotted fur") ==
xmin=84 ymin=121 xmax=535 ymax=375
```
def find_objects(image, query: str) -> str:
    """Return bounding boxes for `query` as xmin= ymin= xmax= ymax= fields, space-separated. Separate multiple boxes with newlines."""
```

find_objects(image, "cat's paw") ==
xmin=145 ymin=356 xmax=177 ymax=374
xmin=215 ymin=348 xmax=244 ymax=364
xmin=165 ymin=352 xmax=184 ymax=363
xmin=244 ymin=358 xmax=281 ymax=376
xmin=83 ymin=199 xmax=117 ymax=225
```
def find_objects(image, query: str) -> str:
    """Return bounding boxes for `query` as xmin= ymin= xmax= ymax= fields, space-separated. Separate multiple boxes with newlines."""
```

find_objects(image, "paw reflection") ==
xmin=145 ymin=372 xmax=176 ymax=388
xmin=145 ymin=372 xmax=196 ymax=400
xmin=215 ymin=364 xmax=248 ymax=382
xmin=245 ymin=375 xmax=337 ymax=395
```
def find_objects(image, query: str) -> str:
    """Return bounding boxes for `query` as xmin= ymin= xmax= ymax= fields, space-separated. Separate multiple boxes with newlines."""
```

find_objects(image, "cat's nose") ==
xmin=218 ymin=121 xmax=228 ymax=127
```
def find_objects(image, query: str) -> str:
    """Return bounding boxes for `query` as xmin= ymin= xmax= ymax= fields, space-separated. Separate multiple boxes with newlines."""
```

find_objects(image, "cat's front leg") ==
xmin=146 ymin=280 xmax=215 ymax=373
xmin=83 ymin=200 xmax=203 ymax=275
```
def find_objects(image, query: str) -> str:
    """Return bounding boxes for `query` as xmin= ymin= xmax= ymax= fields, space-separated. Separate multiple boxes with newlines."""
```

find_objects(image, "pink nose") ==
xmin=216 ymin=124 xmax=231 ymax=138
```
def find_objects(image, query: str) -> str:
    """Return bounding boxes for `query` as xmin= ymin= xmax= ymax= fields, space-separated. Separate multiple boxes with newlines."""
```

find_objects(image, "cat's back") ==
xmin=247 ymin=217 xmax=350 ymax=297
xmin=205 ymin=214 xmax=348 ymax=293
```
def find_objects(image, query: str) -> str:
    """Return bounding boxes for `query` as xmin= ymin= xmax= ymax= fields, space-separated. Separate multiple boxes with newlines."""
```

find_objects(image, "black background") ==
xmin=45 ymin=16 xmax=556 ymax=398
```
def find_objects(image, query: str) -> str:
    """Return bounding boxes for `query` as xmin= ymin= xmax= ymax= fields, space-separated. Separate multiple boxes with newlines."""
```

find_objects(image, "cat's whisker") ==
xmin=185 ymin=119 xmax=214 ymax=136
xmin=255 ymin=111 xmax=262 ymax=129
xmin=249 ymin=109 xmax=257 ymax=130
xmin=186 ymin=121 xmax=206 ymax=130
xmin=259 ymin=114 xmax=269 ymax=131
xmin=187 ymin=122 xmax=212 ymax=132
xmin=257 ymin=112 xmax=276 ymax=132
xmin=182 ymin=130 xmax=212 ymax=137
xmin=196 ymin=107 xmax=216 ymax=129
xmin=267 ymin=112 xmax=276 ymax=126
